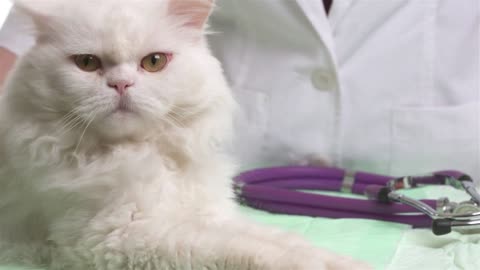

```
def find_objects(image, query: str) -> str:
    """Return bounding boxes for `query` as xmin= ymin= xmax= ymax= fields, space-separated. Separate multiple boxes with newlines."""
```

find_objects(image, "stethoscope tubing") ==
xmin=237 ymin=167 xmax=449 ymax=188
xmin=238 ymin=183 xmax=436 ymax=215
xmin=241 ymin=196 xmax=433 ymax=228
xmin=234 ymin=166 xmax=468 ymax=228
xmin=237 ymin=167 xmax=393 ymax=187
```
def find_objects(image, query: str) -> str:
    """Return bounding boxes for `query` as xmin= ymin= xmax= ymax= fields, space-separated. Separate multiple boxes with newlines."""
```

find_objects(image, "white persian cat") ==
xmin=0 ymin=0 xmax=370 ymax=269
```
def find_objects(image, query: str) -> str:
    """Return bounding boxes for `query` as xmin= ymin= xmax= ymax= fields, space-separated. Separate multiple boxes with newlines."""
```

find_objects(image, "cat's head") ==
xmin=7 ymin=0 xmax=232 ymax=146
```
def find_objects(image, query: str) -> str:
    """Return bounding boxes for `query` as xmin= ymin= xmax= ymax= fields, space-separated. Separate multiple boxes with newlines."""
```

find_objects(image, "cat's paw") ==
xmin=322 ymin=255 xmax=373 ymax=270
xmin=303 ymin=249 xmax=372 ymax=270
xmin=287 ymin=255 xmax=372 ymax=270
xmin=259 ymin=247 xmax=372 ymax=270
xmin=288 ymin=153 xmax=331 ymax=167
xmin=272 ymin=234 xmax=372 ymax=270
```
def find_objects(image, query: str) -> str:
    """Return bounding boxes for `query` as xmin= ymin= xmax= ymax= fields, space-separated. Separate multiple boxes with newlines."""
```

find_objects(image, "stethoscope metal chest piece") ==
xmin=385 ymin=175 xmax=480 ymax=235
xmin=234 ymin=167 xmax=480 ymax=235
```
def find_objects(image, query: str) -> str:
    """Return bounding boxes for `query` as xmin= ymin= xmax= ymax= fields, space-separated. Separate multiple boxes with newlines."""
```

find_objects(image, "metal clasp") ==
xmin=387 ymin=176 xmax=414 ymax=190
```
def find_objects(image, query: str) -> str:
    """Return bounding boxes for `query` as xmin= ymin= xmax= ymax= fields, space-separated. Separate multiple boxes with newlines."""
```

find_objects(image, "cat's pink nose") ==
xmin=107 ymin=80 xmax=134 ymax=95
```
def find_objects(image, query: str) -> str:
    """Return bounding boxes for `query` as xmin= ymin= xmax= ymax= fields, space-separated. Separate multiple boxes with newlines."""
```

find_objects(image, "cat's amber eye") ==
xmin=141 ymin=53 xmax=168 ymax=72
xmin=73 ymin=54 xmax=102 ymax=72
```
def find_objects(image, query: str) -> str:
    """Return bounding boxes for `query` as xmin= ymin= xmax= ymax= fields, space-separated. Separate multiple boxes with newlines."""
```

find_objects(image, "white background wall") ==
xmin=0 ymin=0 xmax=13 ymax=28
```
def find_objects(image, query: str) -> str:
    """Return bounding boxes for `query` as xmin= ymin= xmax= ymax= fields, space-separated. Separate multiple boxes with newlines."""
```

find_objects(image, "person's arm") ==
xmin=0 ymin=47 xmax=16 ymax=88
xmin=0 ymin=6 xmax=36 ymax=89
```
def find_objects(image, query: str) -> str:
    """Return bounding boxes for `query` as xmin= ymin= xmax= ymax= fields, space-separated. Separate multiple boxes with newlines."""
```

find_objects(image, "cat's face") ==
xmin=12 ymin=0 xmax=227 ymax=141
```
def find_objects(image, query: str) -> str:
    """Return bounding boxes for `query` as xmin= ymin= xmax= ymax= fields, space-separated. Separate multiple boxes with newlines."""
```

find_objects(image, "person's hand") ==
xmin=290 ymin=153 xmax=331 ymax=167
xmin=0 ymin=47 xmax=17 ymax=89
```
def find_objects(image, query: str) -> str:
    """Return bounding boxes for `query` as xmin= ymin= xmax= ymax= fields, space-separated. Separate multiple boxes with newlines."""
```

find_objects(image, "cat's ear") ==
xmin=168 ymin=0 xmax=215 ymax=30
xmin=13 ymin=0 xmax=55 ymax=19
xmin=13 ymin=0 xmax=65 ymax=44
xmin=12 ymin=0 xmax=57 ymax=32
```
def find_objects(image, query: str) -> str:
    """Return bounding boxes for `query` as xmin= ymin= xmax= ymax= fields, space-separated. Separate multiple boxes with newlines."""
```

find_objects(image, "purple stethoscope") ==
xmin=234 ymin=166 xmax=480 ymax=235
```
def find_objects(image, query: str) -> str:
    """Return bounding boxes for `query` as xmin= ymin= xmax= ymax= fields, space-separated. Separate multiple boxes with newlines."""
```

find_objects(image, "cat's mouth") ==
xmin=113 ymin=97 xmax=134 ymax=113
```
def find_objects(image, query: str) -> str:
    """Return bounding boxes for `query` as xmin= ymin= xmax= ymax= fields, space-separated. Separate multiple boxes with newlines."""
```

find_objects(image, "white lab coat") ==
xmin=1 ymin=0 xmax=479 ymax=180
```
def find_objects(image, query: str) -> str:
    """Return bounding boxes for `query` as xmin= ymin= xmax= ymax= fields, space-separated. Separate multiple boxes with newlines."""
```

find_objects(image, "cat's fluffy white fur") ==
xmin=0 ymin=0 xmax=369 ymax=269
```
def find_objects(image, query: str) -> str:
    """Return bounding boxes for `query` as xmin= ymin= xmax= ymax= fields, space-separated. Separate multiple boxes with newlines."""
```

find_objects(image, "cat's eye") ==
xmin=141 ymin=53 xmax=169 ymax=72
xmin=73 ymin=54 xmax=102 ymax=72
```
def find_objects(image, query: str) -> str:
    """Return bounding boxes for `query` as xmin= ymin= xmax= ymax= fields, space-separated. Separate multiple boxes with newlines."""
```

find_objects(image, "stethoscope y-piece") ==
xmin=234 ymin=167 xmax=480 ymax=235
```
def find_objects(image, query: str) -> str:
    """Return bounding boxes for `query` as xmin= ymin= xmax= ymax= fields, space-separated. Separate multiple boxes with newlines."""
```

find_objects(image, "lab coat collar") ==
xmin=295 ymin=0 xmax=336 ymax=58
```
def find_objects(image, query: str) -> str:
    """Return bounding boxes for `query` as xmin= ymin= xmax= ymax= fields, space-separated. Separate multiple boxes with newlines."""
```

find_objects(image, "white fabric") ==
xmin=388 ymin=186 xmax=480 ymax=270
xmin=0 ymin=1 xmax=13 ymax=28
xmin=209 ymin=0 xmax=480 ymax=181
xmin=1 ymin=0 xmax=479 ymax=180
xmin=388 ymin=230 xmax=480 ymax=270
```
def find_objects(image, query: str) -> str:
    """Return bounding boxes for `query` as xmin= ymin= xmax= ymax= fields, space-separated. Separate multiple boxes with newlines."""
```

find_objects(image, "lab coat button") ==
xmin=311 ymin=69 xmax=335 ymax=90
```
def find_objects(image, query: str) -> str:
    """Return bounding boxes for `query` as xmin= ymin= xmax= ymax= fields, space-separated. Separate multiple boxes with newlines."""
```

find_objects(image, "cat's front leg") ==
xmin=50 ymin=221 xmax=315 ymax=270
xmin=210 ymin=217 xmax=373 ymax=270
xmin=48 ymin=211 xmax=367 ymax=270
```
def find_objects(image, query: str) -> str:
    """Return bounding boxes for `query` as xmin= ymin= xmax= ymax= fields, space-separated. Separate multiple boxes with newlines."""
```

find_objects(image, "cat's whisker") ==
xmin=56 ymin=96 xmax=99 ymax=126
xmin=56 ymin=93 xmax=107 ymax=124
xmin=57 ymin=109 xmax=83 ymax=127
xmin=168 ymin=110 xmax=189 ymax=122
xmin=57 ymin=115 xmax=85 ymax=136
xmin=131 ymin=97 xmax=193 ymax=130
xmin=132 ymin=98 xmax=163 ymax=117
xmin=169 ymin=104 xmax=200 ymax=115
xmin=166 ymin=113 xmax=187 ymax=129
xmin=140 ymin=105 xmax=185 ymax=129
xmin=55 ymin=106 xmax=91 ymax=136
xmin=72 ymin=109 xmax=98 ymax=156
xmin=57 ymin=107 xmax=81 ymax=126
xmin=162 ymin=116 xmax=184 ymax=131
xmin=56 ymin=115 xmax=82 ymax=134
xmin=132 ymin=95 xmax=196 ymax=124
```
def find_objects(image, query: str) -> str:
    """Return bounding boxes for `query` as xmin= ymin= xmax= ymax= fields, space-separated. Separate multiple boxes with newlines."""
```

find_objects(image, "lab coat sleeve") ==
xmin=210 ymin=0 xmax=237 ymax=23
xmin=208 ymin=0 xmax=245 ymax=87
xmin=0 ymin=7 xmax=35 ymax=56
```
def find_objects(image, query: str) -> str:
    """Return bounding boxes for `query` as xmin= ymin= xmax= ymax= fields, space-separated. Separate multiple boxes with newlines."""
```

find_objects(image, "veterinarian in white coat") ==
xmin=1 ymin=0 xmax=479 ymax=180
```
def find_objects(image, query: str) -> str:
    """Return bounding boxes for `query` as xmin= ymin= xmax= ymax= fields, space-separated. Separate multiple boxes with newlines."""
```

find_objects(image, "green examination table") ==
xmin=1 ymin=186 xmax=479 ymax=270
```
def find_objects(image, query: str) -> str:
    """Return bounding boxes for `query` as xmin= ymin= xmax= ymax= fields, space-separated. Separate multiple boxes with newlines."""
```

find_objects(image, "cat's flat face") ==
xmin=13 ymin=0 xmax=223 ymax=141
